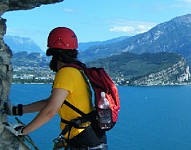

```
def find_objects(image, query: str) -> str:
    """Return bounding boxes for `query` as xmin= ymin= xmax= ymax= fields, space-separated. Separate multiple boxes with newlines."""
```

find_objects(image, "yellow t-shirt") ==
xmin=53 ymin=67 xmax=93 ymax=139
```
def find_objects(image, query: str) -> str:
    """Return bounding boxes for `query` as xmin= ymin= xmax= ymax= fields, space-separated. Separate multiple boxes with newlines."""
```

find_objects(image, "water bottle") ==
xmin=97 ymin=92 xmax=112 ymax=129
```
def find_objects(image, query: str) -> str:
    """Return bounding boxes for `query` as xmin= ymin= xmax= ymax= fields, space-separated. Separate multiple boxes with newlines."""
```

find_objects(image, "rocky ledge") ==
xmin=0 ymin=1 xmax=63 ymax=150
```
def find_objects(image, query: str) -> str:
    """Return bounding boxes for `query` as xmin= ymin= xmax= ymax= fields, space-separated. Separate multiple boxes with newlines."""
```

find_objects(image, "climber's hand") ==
xmin=4 ymin=100 xmax=23 ymax=116
xmin=3 ymin=122 xmax=25 ymax=136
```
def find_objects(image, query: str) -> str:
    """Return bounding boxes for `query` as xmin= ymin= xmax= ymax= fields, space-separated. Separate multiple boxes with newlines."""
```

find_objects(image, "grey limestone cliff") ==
xmin=130 ymin=59 xmax=190 ymax=86
xmin=0 ymin=0 xmax=63 ymax=149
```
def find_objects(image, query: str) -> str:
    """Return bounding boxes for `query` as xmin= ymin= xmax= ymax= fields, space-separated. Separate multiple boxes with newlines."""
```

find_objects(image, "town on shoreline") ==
xmin=13 ymin=66 xmax=191 ymax=86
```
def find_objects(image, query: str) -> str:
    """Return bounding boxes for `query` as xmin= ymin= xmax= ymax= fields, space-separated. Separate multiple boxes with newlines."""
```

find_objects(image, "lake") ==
xmin=9 ymin=84 xmax=191 ymax=150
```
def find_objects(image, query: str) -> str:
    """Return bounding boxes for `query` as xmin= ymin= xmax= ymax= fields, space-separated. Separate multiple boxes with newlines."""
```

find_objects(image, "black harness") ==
xmin=60 ymin=100 xmax=95 ymax=139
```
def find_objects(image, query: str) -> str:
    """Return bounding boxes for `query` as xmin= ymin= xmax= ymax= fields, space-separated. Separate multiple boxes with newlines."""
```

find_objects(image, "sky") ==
xmin=2 ymin=0 xmax=191 ymax=51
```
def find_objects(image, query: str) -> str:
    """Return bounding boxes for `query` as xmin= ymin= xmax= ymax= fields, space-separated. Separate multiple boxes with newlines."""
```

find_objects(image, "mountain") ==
xmin=12 ymin=51 xmax=49 ymax=67
xmin=79 ymin=14 xmax=191 ymax=64
xmin=3 ymin=35 xmax=45 ymax=54
xmin=78 ymin=36 xmax=129 ymax=51
xmin=6 ymin=14 xmax=191 ymax=63
xmin=120 ymin=14 xmax=191 ymax=56
xmin=4 ymin=34 xmax=128 ymax=55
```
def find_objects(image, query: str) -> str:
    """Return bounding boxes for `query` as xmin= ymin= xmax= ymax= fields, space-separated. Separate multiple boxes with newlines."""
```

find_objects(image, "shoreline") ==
xmin=12 ymin=82 xmax=191 ymax=86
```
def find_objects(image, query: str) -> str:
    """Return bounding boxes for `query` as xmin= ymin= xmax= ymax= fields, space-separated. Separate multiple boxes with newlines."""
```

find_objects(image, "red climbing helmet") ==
xmin=47 ymin=27 xmax=78 ymax=50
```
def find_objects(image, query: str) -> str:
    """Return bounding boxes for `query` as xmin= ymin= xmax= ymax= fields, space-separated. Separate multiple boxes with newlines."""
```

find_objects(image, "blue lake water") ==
xmin=9 ymin=84 xmax=191 ymax=150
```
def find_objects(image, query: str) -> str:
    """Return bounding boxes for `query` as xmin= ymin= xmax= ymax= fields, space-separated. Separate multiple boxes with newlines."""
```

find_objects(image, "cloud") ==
xmin=175 ymin=0 xmax=191 ymax=7
xmin=63 ymin=8 xmax=76 ymax=13
xmin=181 ymin=0 xmax=191 ymax=3
xmin=109 ymin=20 xmax=157 ymax=35
xmin=6 ymin=28 xmax=29 ymax=36
xmin=6 ymin=28 xmax=46 ymax=37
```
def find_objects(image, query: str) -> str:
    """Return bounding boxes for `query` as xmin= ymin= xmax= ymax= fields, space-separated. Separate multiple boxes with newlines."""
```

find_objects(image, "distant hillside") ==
xmin=87 ymin=52 xmax=184 ymax=80
xmin=12 ymin=50 xmax=188 ymax=85
xmin=5 ymin=34 xmax=129 ymax=56
xmin=121 ymin=14 xmax=191 ymax=57
xmin=78 ymin=36 xmax=129 ymax=51
xmin=79 ymin=14 xmax=191 ymax=66
xmin=12 ymin=51 xmax=49 ymax=67
xmin=12 ymin=50 xmax=184 ymax=80
xmin=4 ymin=35 xmax=45 ymax=54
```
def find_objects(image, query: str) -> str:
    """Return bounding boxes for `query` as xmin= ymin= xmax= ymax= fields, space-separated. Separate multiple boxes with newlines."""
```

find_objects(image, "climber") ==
xmin=4 ymin=27 xmax=107 ymax=149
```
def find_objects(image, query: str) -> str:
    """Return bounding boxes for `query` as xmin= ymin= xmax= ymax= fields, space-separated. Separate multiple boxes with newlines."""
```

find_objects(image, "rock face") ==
xmin=0 ymin=1 xmax=63 ymax=149
xmin=129 ymin=59 xmax=190 ymax=86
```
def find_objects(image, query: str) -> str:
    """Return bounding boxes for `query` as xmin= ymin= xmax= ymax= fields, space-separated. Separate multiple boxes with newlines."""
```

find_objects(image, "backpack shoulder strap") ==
xmin=63 ymin=100 xmax=86 ymax=116
xmin=64 ymin=63 xmax=84 ymax=71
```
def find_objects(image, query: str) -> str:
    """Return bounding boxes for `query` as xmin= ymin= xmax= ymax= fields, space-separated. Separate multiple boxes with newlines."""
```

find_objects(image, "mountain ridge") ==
xmin=4 ymin=35 xmax=45 ymax=54
xmin=78 ymin=13 xmax=191 ymax=64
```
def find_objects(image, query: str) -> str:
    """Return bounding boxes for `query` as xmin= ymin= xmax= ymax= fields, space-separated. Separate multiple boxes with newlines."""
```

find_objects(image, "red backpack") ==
xmin=60 ymin=64 xmax=120 ymax=135
xmin=66 ymin=64 xmax=120 ymax=130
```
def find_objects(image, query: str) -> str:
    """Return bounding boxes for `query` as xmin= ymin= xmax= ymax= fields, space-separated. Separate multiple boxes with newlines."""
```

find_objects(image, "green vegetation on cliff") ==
xmin=87 ymin=52 xmax=183 ymax=80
